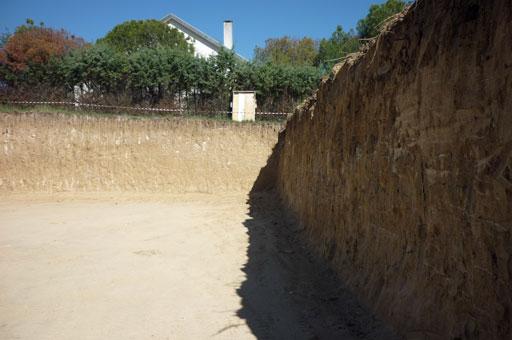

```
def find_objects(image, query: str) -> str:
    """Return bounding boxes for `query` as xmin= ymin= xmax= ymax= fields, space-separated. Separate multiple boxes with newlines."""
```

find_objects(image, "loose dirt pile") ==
xmin=258 ymin=0 xmax=512 ymax=338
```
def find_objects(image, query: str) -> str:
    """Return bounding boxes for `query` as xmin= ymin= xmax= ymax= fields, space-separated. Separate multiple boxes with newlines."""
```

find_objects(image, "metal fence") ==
xmin=0 ymin=100 xmax=290 ymax=119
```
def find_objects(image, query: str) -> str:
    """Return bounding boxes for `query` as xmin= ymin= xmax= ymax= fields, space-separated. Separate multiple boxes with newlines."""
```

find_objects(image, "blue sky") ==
xmin=2 ymin=0 xmax=387 ymax=59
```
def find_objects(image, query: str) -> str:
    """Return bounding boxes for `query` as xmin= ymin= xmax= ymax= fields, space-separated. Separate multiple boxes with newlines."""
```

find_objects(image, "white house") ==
xmin=161 ymin=14 xmax=245 ymax=60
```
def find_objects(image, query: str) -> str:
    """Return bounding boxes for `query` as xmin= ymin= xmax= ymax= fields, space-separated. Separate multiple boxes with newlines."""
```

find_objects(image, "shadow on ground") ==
xmin=235 ymin=137 xmax=399 ymax=339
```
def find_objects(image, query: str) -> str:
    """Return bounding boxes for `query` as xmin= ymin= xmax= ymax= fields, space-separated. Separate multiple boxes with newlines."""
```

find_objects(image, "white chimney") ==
xmin=223 ymin=20 xmax=233 ymax=50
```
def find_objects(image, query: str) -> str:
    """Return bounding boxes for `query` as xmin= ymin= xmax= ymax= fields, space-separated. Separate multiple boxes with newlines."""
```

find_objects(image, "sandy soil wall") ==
xmin=0 ymin=113 xmax=280 ymax=193
xmin=261 ymin=1 xmax=512 ymax=338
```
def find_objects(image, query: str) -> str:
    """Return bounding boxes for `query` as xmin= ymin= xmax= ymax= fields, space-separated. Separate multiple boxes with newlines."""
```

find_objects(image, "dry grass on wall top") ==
xmin=0 ymin=112 xmax=282 ymax=194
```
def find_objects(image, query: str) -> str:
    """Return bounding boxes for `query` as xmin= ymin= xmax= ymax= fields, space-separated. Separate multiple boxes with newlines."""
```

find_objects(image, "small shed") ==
xmin=232 ymin=91 xmax=257 ymax=122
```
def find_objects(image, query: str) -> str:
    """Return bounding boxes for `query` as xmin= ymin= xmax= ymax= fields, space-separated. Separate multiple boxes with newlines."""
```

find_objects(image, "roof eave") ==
xmin=161 ymin=13 xmax=247 ymax=61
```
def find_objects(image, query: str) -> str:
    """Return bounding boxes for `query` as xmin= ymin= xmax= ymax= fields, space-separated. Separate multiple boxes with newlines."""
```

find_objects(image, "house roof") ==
xmin=161 ymin=13 xmax=246 ymax=60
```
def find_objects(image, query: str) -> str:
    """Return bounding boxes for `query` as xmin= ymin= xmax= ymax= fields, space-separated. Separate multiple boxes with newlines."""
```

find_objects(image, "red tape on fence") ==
xmin=1 ymin=101 xmax=289 ymax=117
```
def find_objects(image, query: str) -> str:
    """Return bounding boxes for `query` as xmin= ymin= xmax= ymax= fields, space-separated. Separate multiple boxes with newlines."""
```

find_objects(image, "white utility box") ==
xmin=232 ymin=91 xmax=256 ymax=122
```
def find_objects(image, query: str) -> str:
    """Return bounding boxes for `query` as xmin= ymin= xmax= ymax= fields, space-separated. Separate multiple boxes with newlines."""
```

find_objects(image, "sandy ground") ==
xmin=0 ymin=193 xmax=398 ymax=340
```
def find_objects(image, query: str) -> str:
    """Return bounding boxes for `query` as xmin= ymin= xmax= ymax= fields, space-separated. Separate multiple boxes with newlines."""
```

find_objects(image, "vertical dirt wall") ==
xmin=0 ymin=113 xmax=281 ymax=193
xmin=266 ymin=1 xmax=512 ymax=338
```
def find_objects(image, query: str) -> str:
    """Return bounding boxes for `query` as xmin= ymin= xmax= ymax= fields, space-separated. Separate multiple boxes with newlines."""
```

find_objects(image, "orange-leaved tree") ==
xmin=0 ymin=19 xmax=86 ymax=72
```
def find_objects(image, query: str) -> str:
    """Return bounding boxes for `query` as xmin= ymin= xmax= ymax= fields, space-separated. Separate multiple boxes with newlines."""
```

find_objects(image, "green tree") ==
xmin=98 ymin=20 xmax=194 ymax=54
xmin=59 ymin=44 xmax=127 ymax=94
xmin=315 ymin=26 xmax=360 ymax=68
xmin=247 ymin=62 xmax=321 ymax=112
xmin=202 ymin=49 xmax=237 ymax=110
xmin=254 ymin=36 xmax=318 ymax=66
xmin=357 ymin=0 xmax=407 ymax=38
xmin=126 ymin=46 xmax=201 ymax=104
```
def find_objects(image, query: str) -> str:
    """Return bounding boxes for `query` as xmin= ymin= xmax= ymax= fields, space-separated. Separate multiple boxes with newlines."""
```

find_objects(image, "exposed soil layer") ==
xmin=0 ymin=113 xmax=280 ymax=193
xmin=258 ymin=0 xmax=512 ymax=338
xmin=0 ymin=112 xmax=400 ymax=339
